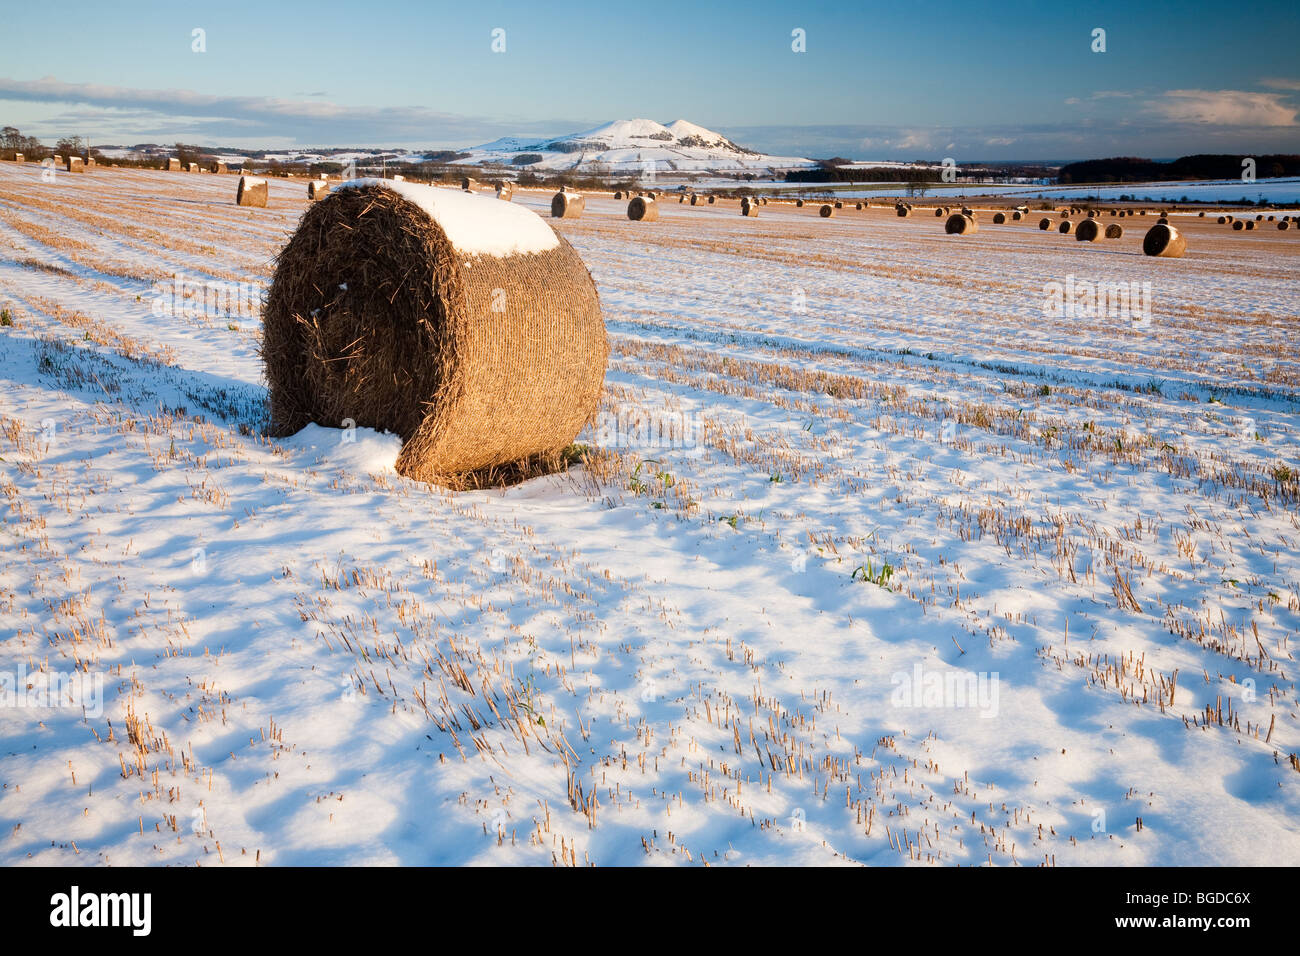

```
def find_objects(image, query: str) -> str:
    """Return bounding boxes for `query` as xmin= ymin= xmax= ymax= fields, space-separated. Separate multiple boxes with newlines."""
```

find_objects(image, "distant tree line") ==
xmin=1059 ymin=154 xmax=1300 ymax=183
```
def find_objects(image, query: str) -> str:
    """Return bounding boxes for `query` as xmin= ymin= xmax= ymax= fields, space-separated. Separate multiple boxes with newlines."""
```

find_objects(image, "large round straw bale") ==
xmin=689 ymin=194 xmax=700 ymax=205
xmin=1105 ymin=223 xmax=1123 ymax=239
xmin=934 ymin=207 xmax=945 ymax=217
xmin=820 ymin=204 xmax=835 ymax=218
xmin=461 ymin=177 xmax=477 ymax=192
xmin=834 ymin=200 xmax=843 ymax=209
xmin=1279 ymin=221 xmax=1291 ymax=230
xmin=707 ymin=195 xmax=715 ymax=204
xmin=1245 ymin=220 xmax=1256 ymax=230
xmin=1059 ymin=210 xmax=1069 ymax=219
xmin=1255 ymin=214 xmax=1264 ymax=221
xmin=1038 ymin=217 xmax=1052 ymax=230
xmin=856 ymin=202 xmax=864 ymax=210
xmin=992 ymin=212 xmax=1007 ymax=224
xmin=308 ymin=180 xmax=330 ymax=200
xmin=1012 ymin=211 xmax=1023 ymax=220
xmin=896 ymin=204 xmax=910 ymax=217
xmin=1232 ymin=220 xmax=1245 ymax=230
xmin=678 ymin=195 xmax=686 ymax=203
xmin=1226 ymin=215 xmax=1235 ymax=222
xmin=1058 ymin=220 xmax=1073 ymax=234
xmin=945 ymin=213 xmax=978 ymax=235
xmin=551 ymin=190 xmax=585 ymax=218
xmin=167 ymin=157 xmax=181 ymax=171
xmin=262 ymin=180 xmax=606 ymax=481
xmin=614 ymin=190 xmax=624 ymax=200
xmin=65 ymin=156 xmax=85 ymax=173
xmin=1142 ymin=223 xmax=1185 ymax=257
xmin=236 ymin=176 xmax=269 ymax=207
xmin=628 ymin=196 xmax=659 ymax=221
xmin=740 ymin=197 xmax=759 ymax=217
xmin=1198 ymin=211 xmax=1205 ymax=217
xmin=495 ymin=183 xmax=513 ymax=201
xmin=1217 ymin=215 xmax=1228 ymax=224
xmin=1075 ymin=218 xmax=1102 ymax=242
xmin=795 ymin=199 xmax=805 ymax=208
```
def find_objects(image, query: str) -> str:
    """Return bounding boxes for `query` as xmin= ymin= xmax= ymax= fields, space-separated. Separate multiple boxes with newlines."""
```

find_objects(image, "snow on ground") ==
xmin=1 ymin=162 xmax=1298 ymax=866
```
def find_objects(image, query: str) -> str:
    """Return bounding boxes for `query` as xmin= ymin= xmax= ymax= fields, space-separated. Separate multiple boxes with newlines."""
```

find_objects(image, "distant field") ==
xmin=1 ymin=163 xmax=1298 ymax=865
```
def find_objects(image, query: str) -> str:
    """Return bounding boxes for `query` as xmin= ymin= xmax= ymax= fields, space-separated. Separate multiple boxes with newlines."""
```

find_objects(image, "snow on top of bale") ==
xmin=337 ymin=178 xmax=558 ymax=257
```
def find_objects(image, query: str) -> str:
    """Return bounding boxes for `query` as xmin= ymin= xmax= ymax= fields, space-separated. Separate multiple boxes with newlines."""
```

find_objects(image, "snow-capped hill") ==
xmin=664 ymin=119 xmax=740 ymax=150
xmin=456 ymin=118 xmax=812 ymax=176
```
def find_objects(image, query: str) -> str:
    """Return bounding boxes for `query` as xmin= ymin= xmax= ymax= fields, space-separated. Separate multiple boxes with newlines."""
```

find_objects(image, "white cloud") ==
xmin=1259 ymin=77 xmax=1300 ymax=91
xmin=1148 ymin=89 xmax=1297 ymax=126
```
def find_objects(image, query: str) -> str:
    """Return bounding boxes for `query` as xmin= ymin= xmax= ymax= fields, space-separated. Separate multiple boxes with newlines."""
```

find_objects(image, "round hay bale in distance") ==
xmin=1105 ymin=223 xmax=1123 ymax=239
xmin=992 ymin=212 xmax=1007 ymax=224
xmin=1245 ymin=220 xmax=1256 ymax=230
xmin=262 ymin=180 xmax=607 ymax=482
xmin=945 ymin=213 xmax=978 ymax=235
xmin=1038 ymin=217 xmax=1052 ymax=230
xmin=1232 ymin=220 xmax=1245 ymax=230
xmin=819 ymin=204 xmax=835 ymax=218
xmin=1142 ymin=223 xmax=1186 ymax=258
xmin=795 ymin=199 xmax=804 ymax=208
xmin=551 ymin=190 xmax=585 ymax=219
xmin=1012 ymin=211 xmax=1023 ymax=220
xmin=308 ymin=180 xmax=330 ymax=201
xmin=1217 ymin=215 xmax=1228 ymax=224
xmin=1058 ymin=220 xmax=1073 ymax=234
xmin=628 ymin=196 xmax=659 ymax=221
xmin=236 ymin=176 xmax=269 ymax=208
xmin=740 ymin=197 xmax=759 ymax=217
xmin=1279 ymin=220 xmax=1291 ymax=230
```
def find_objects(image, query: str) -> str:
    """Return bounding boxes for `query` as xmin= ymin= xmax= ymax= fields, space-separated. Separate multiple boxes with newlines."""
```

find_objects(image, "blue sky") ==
xmin=2 ymin=0 xmax=1298 ymax=160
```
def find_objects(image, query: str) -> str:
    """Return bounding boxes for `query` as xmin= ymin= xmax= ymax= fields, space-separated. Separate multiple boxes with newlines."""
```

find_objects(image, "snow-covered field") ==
xmin=1 ymin=163 xmax=1299 ymax=866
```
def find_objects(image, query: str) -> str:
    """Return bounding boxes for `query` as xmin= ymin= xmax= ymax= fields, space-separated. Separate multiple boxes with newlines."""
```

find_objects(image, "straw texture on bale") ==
xmin=1075 ymin=219 xmax=1101 ymax=242
xmin=236 ymin=176 xmax=269 ymax=207
xmin=1105 ymin=223 xmax=1123 ymax=239
xmin=308 ymin=180 xmax=330 ymax=201
xmin=1280 ymin=221 xmax=1291 ymax=230
xmin=65 ymin=156 xmax=84 ymax=173
xmin=1038 ymin=217 xmax=1051 ymax=230
xmin=740 ymin=197 xmax=759 ymax=217
xmin=167 ymin=158 xmax=180 ymax=171
xmin=551 ymin=190 xmax=585 ymax=219
xmin=992 ymin=212 xmax=1006 ymax=224
xmin=211 ymin=162 xmax=228 ymax=174
xmin=819 ymin=204 xmax=835 ymax=218
xmin=1058 ymin=220 xmax=1073 ymax=234
xmin=945 ymin=213 xmax=978 ymax=235
xmin=627 ymin=196 xmax=659 ymax=221
xmin=262 ymin=183 xmax=607 ymax=482
xmin=1143 ymin=223 xmax=1186 ymax=258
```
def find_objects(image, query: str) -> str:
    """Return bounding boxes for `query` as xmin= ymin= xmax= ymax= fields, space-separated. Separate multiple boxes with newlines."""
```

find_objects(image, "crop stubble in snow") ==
xmin=0 ymin=164 xmax=1298 ymax=866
